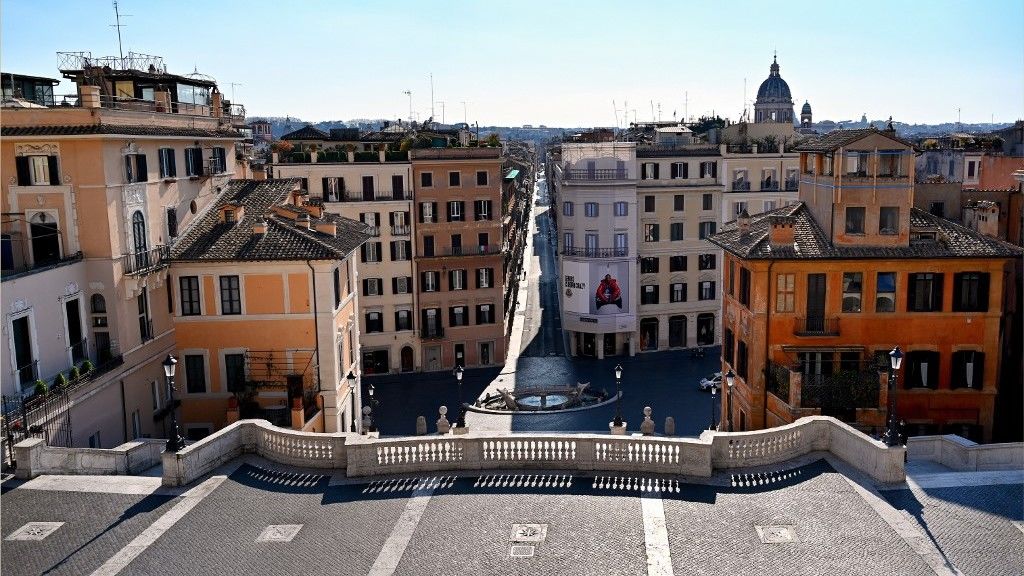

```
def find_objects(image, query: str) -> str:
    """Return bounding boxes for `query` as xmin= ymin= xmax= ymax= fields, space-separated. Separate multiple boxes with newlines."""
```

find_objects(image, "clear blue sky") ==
xmin=3 ymin=0 xmax=1022 ymax=127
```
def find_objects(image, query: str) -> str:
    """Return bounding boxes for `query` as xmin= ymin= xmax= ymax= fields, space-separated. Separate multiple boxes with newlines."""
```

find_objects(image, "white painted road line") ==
xmin=641 ymin=492 xmax=675 ymax=576
xmin=89 ymin=476 xmax=226 ymax=576
xmin=20 ymin=475 xmax=172 ymax=496
xmin=367 ymin=478 xmax=437 ymax=576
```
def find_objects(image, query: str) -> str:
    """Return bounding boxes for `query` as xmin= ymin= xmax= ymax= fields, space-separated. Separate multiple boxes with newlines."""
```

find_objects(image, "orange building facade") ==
xmin=710 ymin=128 xmax=1021 ymax=442
xmin=169 ymin=180 xmax=370 ymax=435
xmin=410 ymin=148 xmax=506 ymax=370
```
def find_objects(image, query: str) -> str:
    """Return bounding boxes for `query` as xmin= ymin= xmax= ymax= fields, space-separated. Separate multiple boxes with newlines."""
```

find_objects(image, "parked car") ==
xmin=699 ymin=372 xmax=722 ymax=391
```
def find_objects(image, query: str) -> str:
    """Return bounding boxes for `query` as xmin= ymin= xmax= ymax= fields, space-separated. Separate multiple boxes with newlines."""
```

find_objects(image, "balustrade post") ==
xmin=576 ymin=437 xmax=596 ymax=472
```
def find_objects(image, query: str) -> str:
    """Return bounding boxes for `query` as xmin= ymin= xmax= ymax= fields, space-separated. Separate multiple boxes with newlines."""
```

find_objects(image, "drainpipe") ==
xmin=763 ymin=260 xmax=775 ymax=430
xmin=305 ymin=259 xmax=322 ymax=404
xmin=120 ymin=379 xmax=128 ymax=442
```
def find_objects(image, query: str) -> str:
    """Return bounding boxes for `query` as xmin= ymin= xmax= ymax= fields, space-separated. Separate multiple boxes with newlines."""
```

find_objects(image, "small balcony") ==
xmin=391 ymin=225 xmax=411 ymax=236
xmin=121 ymin=245 xmax=169 ymax=276
xmin=562 ymin=247 xmax=629 ymax=258
xmin=13 ymin=360 xmax=39 ymax=388
xmin=784 ymin=179 xmax=799 ymax=191
xmin=564 ymin=168 xmax=629 ymax=181
xmin=731 ymin=180 xmax=751 ymax=191
xmin=760 ymin=180 xmax=779 ymax=191
xmin=421 ymin=245 xmax=502 ymax=258
xmin=421 ymin=326 xmax=444 ymax=339
xmin=2 ymin=251 xmax=83 ymax=282
xmin=324 ymin=190 xmax=413 ymax=202
xmin=794 ymin=316 xmax=840 ymax=337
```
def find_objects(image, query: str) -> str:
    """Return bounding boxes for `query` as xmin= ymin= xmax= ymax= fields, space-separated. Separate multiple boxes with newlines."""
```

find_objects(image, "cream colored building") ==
xmin=273 ymin=156 xmax=418 ymax=374
xmin=1 ymin=54 xmax=243 ymax=447
xmin=634 ymin=145 xmax=724 ymax=351
xmin=550 ymin=142 xmax=639 ymax=357
xmin=721 ymin=145 xmax=801 ymax=221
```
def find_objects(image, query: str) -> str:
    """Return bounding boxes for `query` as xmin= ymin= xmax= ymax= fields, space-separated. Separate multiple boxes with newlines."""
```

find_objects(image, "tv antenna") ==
xmin=110 ymin=0 xmax=131 ymax=65
xmin=429 ymin=74 xmax=435 ymax=119
xmin=435 ymin=101 xmax=445 ymax=124
xmin=402 ymin=90 xmax=412 ymax=124
xmin=461 ymin=101 xmax=468 ymax=125
xmin=228 ymin=82 xmax=243 ymax=103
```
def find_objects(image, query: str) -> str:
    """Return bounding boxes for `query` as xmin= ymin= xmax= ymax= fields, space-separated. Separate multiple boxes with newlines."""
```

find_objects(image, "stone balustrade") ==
xmin=14 ymin=437 xmax=164 ymax=479
xmin=154 ymin=416 xmax=905 ymax=486
xmin=12 ymin=417 xmax=909 ymax=486
xmin=907 ymin=435 xmax=1024 ymax=471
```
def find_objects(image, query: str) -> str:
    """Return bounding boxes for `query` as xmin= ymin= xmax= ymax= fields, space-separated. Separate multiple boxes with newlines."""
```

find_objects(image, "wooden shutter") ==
xmin=711 ymin=162 xmax=717 ymax=179
xmin=404 ymin=241 xmax=412 ymax=259
xmin=124 ymin=155 xmax=133 ymax=182
xmin=15 ymin=156 xmax=31 ymax=185
xmin=653 ymin=163 xmax=660 ymax=179
xmin=392 ymin=277 xmax=398 ymax=294
xmin=641 ymin=163 xmax=648 ymax=179
xmin=360 ymin=244 xmax=367 ymax=263
xmin=978 ymin=274 xmax=990 ymax=310
xmin=169 ymin=150 xmax=176 ymax=176
xmin=322 ymin=178 xmax=329 ymax=196
xmin=682 ymin=163 xmax=688 ymax=178
xmin=47 ymin=156 xmax=60 ymax=184
xmin=362 ymin=279 xmax=369 ymax=295
xmin=670 ymin=163 xmax=678 ymax=179
xmin=136 ymin=154 xmax=147 ymax=181
xmin=389 ymin=241 xmax=397 ymax=261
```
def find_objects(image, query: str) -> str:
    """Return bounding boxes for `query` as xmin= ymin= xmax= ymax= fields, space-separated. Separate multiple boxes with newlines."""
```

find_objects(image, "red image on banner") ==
xmin=594 ymin=274 xmax=623 ymax=310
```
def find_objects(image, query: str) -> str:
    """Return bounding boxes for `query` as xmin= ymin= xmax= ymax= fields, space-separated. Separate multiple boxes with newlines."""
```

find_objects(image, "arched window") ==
xmin=29 ymin=212 xmax=61 ymax=265
xmin=131 ymin=211 xmax=149 ymax=269
xmin=91 ymin=294 xmax=107 ymax=313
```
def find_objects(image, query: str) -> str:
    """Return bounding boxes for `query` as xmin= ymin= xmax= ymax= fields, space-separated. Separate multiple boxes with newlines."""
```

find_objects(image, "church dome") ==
xmin=756 ymin=56 xmax=793 ymax=102
xmin=801 ymin=101 xmax=812 ymax=114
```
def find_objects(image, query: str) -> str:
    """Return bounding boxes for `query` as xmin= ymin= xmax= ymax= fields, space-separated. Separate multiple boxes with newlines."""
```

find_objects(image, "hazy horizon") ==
xmin=3 ymin=0 xmax=1022 ymax=127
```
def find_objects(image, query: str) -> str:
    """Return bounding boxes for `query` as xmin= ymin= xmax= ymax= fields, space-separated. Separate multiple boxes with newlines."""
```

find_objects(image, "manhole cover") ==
xmin=755 ymin=525 xmax=798 ymax=544
xmin=6 ymin=522 xmax=64 ymax=541
xmin=510 ymin=544 xmax=535 ymax=557
xmin=256 ymin=524 xmax=303 ymax=542
xmin=511 ymin=523 xmax=548 ymax=542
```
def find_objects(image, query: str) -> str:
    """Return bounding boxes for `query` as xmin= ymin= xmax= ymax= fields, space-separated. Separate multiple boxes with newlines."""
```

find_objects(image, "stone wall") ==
xmin=14 ymin=437 xmax=164 ymax=479
xmin=907 ymin=435 xmax=1024 ymax=471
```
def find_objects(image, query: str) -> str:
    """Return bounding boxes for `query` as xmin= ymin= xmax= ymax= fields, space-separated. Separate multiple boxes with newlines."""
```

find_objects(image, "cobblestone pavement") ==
xmin=882 ymin=483 xmax=1024 ymax=576
xmin=14 ymin=459 xmax=1013 ymax=576
xmin=0 ymin=486 xmax=176 ymax=576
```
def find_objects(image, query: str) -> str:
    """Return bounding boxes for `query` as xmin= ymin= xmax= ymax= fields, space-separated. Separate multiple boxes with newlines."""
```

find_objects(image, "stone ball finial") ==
xmin=643 ymin=406 xmax=652 ymax=418
xmin=362 ymin=406 xmax=372 ymax=416
xmin=439 ymin=405 xmax=448 ymax=416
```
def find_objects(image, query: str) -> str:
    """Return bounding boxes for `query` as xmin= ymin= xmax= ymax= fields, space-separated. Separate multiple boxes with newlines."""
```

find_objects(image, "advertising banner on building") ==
xmin=563 ymin=260 xmax=632 ymax=315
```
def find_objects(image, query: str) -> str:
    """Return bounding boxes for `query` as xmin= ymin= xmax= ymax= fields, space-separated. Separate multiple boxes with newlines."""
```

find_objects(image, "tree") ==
xmin=486 ymin=133 xmax=501 ymax=147
xmin=689 ymin=115 xmax=726 ymax=135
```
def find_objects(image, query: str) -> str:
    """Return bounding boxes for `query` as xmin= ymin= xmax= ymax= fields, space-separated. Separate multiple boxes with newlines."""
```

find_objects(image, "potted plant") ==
xmin=33 ymin=379 xmax=48 ymax=397
xmin=81 ymin=360 xmax=94 ymax=374
xmin=54 ymin=373 xmax=68 ymax=391
xmin=69 ymin=366 xmax=81 ymax=382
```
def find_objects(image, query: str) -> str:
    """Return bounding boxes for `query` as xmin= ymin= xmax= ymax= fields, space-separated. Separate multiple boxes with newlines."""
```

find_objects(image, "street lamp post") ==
xmin=613 ymin=364 xmax=623 ymax=427
xmin=162 ymin=355 xmax=183 ymax=452
xmin=710 ymin=383 xmax=718 ymax=430
xmin=455 ymin=365 xmax=465 ymax=428
xmin=725 ymin=369 xmax=735 ymax=432
xmin=882 ymin=346 xmax=904 ymax=446
xmin=347 ymin=371 xmax=357 ymax=432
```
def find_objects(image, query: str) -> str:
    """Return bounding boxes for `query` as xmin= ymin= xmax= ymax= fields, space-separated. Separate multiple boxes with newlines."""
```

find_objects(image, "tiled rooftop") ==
xmin=0 ymin=124 xmax=241 ymax=138
xmin=708 ymin=202 xmax=1023 ymax=260
xmin=169 ymin=179 xmax=370 ymax=262
xmin=794 ymin=127 xmax=917 ymax=153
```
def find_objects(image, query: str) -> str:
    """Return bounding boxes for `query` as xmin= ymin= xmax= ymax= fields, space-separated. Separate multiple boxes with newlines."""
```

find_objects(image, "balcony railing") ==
xmin=731 ymin=180 xmax=751 ymax=191
xmin=365 ymin=226 xmax=380 ymax=237
xmin=14 ymin=360 xmax=39 ymax=387
xmin=391 ymin=225 xmax=411 ymax=236
xmin=562 ymin=247 xmax=629 ymax=258
xmin=2 ymin=251 xmax=83 ymax=282
xmin=794 ymin=316 xmax=840 ymax=337
xmin=421 ymin=245 xmax=501 ymax=258
xmin=564 ymin=168 xmax=629 ymax=181
xmin=121 ymin=245 xmax=169 ymax=276
xmin=421 ymin=326 xmax=444 ymax=339
xmin=68 ymin=338 xmax=88 ymax=364
xmin=325 ymin=191 xmax=413 ymax=202
xmin=760 ymin=180 xmax=779 ymax=191
xmin=801 ymin=372 xmax=881 ymax=410
xmin=785 ymin=180 xmax=799 ymax=191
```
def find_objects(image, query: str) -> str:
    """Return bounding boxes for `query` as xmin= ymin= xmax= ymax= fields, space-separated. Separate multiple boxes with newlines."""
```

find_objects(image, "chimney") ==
xmin=252 ymin=219 xmax=267 ymax=235
xmin=306 ymin=203 xmax=323 ymax=218
xmin=315 ymin=221 xmax=337 ymax=236
xmin=211 ymin=89 xmax=223 ymax=118
xmin=768 ymin=215 xmax=796 ymax=250
xmin=295 ymin=213 xmax=311 ymax=229
xmin=737 ymin=209 xmax=751 ymax=236
xmin=79 ymin=85 xmax=101 ymax=109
